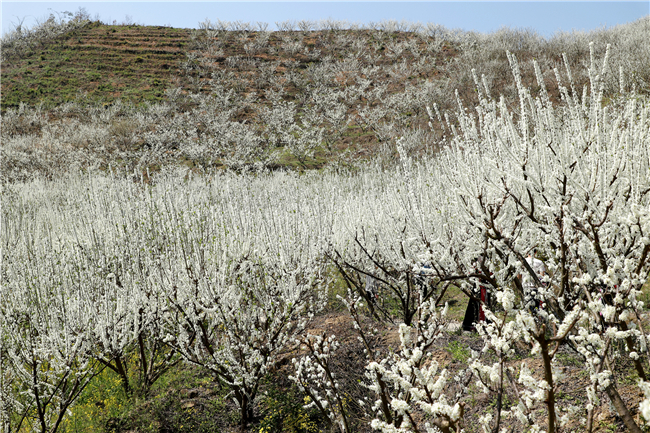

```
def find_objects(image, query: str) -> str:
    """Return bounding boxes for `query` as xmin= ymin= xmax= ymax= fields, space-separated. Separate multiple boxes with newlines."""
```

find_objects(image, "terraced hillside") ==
xmin=1 ymin=21 xmax=190 ymax=110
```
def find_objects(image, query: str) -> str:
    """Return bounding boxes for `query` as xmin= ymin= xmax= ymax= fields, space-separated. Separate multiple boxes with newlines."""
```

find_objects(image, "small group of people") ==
xmin=361 ymin=249 xmax=549 ymax=333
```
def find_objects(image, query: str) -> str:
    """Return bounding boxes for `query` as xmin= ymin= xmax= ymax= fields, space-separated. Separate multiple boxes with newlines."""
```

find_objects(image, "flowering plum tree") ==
xmin=317 ymin=43 xmax=649 ymax=433
xmin=0 ymin=231 xmax=101 ymax=433
xmin=290 ymin=332 xmax=352 ymax=432
xmin=162 ymin=254 xmax=325 ymax=429
xmin=291 ymin=289 xmax=467 ymax=433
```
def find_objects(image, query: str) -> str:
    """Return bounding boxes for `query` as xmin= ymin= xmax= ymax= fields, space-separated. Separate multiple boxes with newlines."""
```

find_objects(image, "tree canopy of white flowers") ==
xmin=322 ymin=44 xmax=649 ymax=432
xmin=1 ymin=40 xmax=649 ymax=433
xmin=1 ymin=169 xmax=346 ymax=431
xmin=438 ymin=45 xmax=650 ymax=432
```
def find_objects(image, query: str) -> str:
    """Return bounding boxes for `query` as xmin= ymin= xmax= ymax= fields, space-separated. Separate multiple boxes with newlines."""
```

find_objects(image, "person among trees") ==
xmin=462 ymin=256 xmax=491 ymax=332
xmin=365 ymin=270 xmax=379 ymax=303
xmin=523 ymin=248 xmax=546 ymax=313
xmin=414 ymin=262 xmax=432 ymax=301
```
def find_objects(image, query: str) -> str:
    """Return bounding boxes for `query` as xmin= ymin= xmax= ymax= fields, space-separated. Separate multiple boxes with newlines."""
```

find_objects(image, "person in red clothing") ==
xmin=462 ymin=256 xmax=491 ymax=332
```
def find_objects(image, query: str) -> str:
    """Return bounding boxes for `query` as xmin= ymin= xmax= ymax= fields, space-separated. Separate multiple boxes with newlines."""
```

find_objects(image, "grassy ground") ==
xmin=1 ymin=21 xmax=189 ymax=110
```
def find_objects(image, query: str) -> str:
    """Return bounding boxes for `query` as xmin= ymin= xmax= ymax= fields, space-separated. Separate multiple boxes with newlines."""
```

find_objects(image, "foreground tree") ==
xmin=1 ymin=232 xmax=101 ymax=433
xmin=162 ymin=255 xmax=325 ymax=429
xmin=430 ymin=45 xmax=650 ymax=432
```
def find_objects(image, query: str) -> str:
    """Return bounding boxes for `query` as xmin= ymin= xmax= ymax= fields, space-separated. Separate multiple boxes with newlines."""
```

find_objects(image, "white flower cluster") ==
xmin=639 ymin=380 xmax=650 ymax=422
xmin=289 ymin=333 xmax=351 ymax=432
xmin=365 ymin=301 xmax=464 ymax=432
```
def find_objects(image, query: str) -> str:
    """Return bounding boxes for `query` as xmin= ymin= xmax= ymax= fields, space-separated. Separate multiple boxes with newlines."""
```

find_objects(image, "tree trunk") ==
xmin=538 ymin=334 xmax=556 ymax=433
xmin=604 ymin=382 xmax=643 ymax=433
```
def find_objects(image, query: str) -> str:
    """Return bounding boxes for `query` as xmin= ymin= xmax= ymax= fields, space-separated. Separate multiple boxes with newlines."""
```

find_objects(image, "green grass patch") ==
xmin=1 ymin=23 xmax=190 ymax=112
xmin=447 ymin=340 xmax=471 ymax=363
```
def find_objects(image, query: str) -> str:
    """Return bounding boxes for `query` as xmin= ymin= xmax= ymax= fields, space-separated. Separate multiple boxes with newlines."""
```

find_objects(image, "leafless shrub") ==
xmin=318 ymin=18 xmax=347 ymax=32
xmin=297 ymin=19 xmax=315 ymax=33
xmin=109 ymin=119 xmax=138 ymax=149
xmin=280 ymin=34 xmax=304 ymax=55
xmin=275 ymin=20 xmax=296 ymax=32
xmin=225 ymin=55 xmax=243 ymax=69
xmin=255 ymin=21 xmax=269 ymax=32
xmin=231 ymin=20 xmax=252 ymax=32
xmin=378 ymin=19 xmax=412 ymax=33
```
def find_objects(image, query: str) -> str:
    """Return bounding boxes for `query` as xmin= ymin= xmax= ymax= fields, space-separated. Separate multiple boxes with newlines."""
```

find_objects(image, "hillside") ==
xmin=3 ymin=17 xmax=649 ymax=114
xmin=2 ymin=17 xmax=649 ymax=181
xmin=1 ymin=21 xmax=190 ymax=109
xmin=1 ymin=19 xmax=458 ymax=112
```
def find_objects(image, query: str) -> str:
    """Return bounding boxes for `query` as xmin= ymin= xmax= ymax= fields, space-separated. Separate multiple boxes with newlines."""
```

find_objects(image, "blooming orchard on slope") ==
xmin=1 ymin=38 xmax=650 ymax=433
